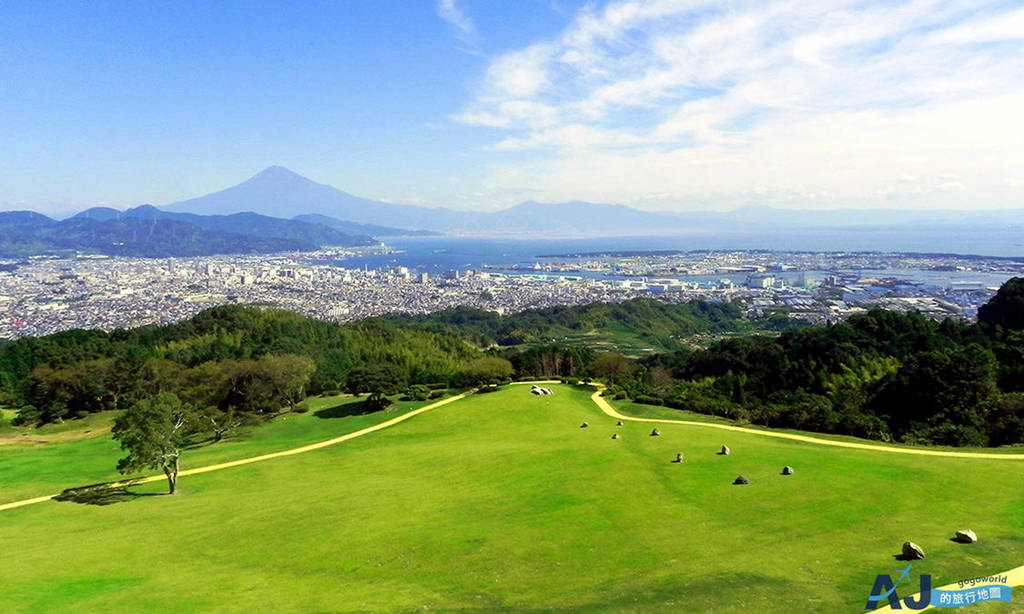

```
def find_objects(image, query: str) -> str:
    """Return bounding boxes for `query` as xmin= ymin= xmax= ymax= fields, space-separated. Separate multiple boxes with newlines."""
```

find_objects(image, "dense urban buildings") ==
xmin=1 ymin=247 xmax=1019 ymax=339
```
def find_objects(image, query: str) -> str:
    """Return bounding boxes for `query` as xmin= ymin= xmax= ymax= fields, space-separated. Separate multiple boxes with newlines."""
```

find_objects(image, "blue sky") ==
xmin=1 ymin=1 xmax=1022 ymax=214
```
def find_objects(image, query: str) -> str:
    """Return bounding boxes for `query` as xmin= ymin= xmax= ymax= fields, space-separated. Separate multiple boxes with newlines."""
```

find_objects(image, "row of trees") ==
xmin=0 ymin=306 xmax=480 ymax=427
xmin=12 ymin=353 xmax=316 ymax=434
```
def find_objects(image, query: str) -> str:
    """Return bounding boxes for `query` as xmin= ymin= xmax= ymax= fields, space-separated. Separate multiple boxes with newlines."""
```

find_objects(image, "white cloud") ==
xmin=437 ymin=0 xmax=476 ymax=46
xmin=484 ymin=44 xmax=555 ymax=98
xmin=929 ymin=6 xmax=1024 ymax=45
xmin=455 ymin=0 xmax=1024 ymax=210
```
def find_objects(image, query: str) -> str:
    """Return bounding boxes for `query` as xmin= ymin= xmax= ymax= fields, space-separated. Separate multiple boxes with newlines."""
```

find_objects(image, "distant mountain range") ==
xmin=163 ymin=166 xmax=693 ymax=234
xmin=163 ymin=166 xmax=1024 ymax=235
xmin=4 ymin=165 xmax=1023 ymax=259
xmin=0 ymin=207 xmax=376 ymax=258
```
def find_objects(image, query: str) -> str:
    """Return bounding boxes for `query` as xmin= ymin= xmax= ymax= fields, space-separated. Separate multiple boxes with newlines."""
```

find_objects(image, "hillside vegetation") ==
xmin=379 ymin=298 xmax=758 ymax=348
xmin=611 ymin=281 xmax=1024 ymax=447
xmin=3 ymin=280 xmax=1024 ymax=447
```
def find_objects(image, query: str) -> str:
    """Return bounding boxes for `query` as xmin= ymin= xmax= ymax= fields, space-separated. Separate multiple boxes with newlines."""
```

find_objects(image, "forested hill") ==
xmin=2 ymin=279 xmax=1024 ymax=448
xmin=0 ymin=306 xmax=478 ymax=425
xmin=624 ymin=278 xmax=1024 ymax=447
xmin=378 ymin=299 xmax=763 ymax=348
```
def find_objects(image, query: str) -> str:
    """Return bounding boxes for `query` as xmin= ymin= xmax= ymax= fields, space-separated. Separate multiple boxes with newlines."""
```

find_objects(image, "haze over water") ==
xmin=333 ymin=228 xmax=1024 ymax=274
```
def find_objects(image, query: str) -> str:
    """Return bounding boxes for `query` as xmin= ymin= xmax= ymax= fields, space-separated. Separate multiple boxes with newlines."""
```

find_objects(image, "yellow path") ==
xmin=0 ymin=391 xmax=470 ymax=513
xmin=589 ymin=388 xmax=1024 ymax=460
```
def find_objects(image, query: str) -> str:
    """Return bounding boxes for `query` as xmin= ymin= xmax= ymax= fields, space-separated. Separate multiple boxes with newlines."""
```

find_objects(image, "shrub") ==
xmin=291 ymin=402 xmax=310 ymax=414
xmin=405 ymin=385 xmax=431 ymax=401
xmin=663 ymin=398 xmax=688 ymax=410
xmin=633 ymin=395 xmax=664 ymax=406
xmin=12 ymin=405 xmax=40 ymax=427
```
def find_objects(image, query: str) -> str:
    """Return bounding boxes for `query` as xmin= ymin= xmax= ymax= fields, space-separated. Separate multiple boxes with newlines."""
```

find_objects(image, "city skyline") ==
xmin=2 ymin=1 xmax=1022 ymax=215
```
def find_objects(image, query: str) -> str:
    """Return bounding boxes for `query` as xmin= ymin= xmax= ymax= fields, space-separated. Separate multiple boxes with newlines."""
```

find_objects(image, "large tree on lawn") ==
xmin=112 ymin=393 xmax=196 ymax=494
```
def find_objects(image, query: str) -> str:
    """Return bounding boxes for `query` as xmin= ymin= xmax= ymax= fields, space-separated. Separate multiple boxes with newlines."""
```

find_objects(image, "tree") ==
xmin=28 ymin=358 xmax=128 ymax=421
xmin=178 ymin=361 xmax=228 ymax=409
xmin=588 ymin=353 xmax=632 ymax=385
xmin=989 ymin=393 xmax=1024 ymax=446
xmin=0 ymin=371 xmax=14 ymax=406
xmin=874 ymin=344 xmax=998 ymax=445
xmin=345 ymin=363 xmax=408 ymax=411
xmin=219 ymin=359 xmax=276 ymax=415
xmin=112 ymin=393 xmax=196 ymax=494
xmin=978 ymin=277 xmax=1024 ymax=331
xmin=646 ymin=365 xmax=675 ymax=395
xmin=169 ymin=361 xmax=243 ymax=442
xmin=140 ymin=359 xmax=186 ymax=396
xmin=463 ymin=356 xmax=514 ymax=386
xmin=257 ymin=354 xmax=316 ymax=410
xmin=194 ymin=404 xmax=250 ymax=443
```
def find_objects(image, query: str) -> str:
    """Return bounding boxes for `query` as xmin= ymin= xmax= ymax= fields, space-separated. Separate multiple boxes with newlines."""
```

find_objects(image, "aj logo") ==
xmin=865 ymin=564 xmax=932 ymax=610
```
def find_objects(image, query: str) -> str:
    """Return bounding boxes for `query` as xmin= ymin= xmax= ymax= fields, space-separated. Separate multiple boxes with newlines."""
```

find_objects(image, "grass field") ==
xmin=0 ymin=393 xmax=444 ymax=503
xmin=2 ymin=384 xmax=1022 ymax=612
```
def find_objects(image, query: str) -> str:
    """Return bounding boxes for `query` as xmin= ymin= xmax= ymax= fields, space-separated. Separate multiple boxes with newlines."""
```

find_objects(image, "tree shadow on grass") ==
xmin=53 ymin=479 xmax=163 ymax=506
xmin=314 ymin=399 xmax=382 ymax=419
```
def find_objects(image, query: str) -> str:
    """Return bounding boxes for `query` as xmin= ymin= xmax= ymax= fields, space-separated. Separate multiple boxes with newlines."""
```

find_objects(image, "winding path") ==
xmin=589 ymin=387 xmax=1024 ymax=460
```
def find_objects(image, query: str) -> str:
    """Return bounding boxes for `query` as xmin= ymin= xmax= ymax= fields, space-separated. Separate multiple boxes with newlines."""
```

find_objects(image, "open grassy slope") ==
xmin=0 ymin=394 xmax=441 ymax=504
xmin=2 ymin=384 xmax=1022 ymax=612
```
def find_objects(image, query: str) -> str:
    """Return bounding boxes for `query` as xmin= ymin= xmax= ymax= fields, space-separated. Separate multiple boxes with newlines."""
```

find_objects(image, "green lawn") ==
xmin=0 ymin=393 xmax=444 ymax=504
xmin=1 ymin=384 xmax=1022 ymax=612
